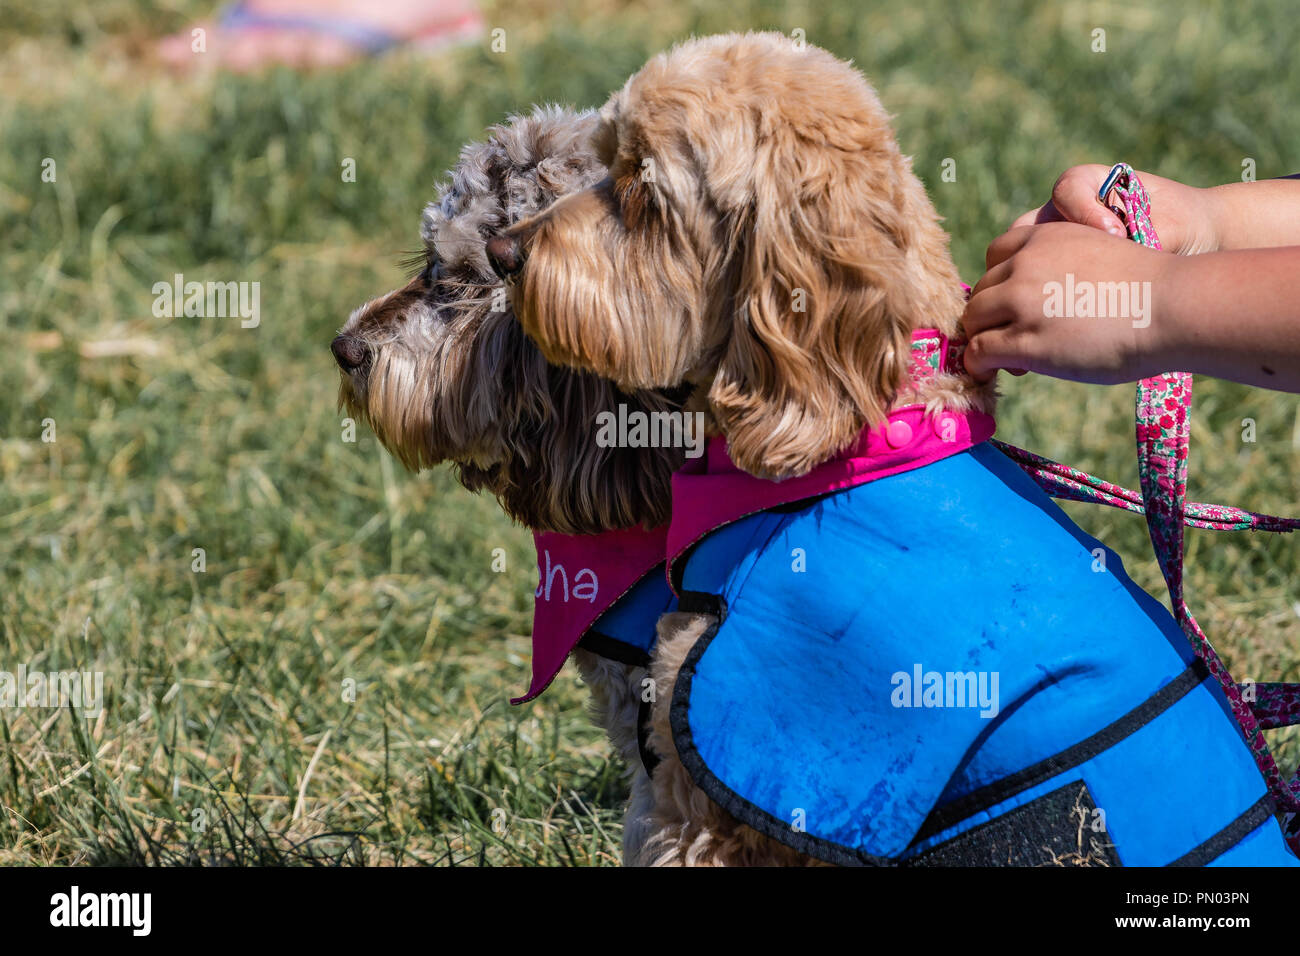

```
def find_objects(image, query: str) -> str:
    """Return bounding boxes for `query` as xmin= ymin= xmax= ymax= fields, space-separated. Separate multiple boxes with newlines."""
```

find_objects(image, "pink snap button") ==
xmin=885 ymin=420 xmax=913 ymax=448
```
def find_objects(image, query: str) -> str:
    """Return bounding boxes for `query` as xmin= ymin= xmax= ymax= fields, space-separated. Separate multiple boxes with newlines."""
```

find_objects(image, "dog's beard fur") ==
xmin=510 ymin=32 xmax=991 ymax=480
xmin=336 ymin=106 xmax=684 ymax=534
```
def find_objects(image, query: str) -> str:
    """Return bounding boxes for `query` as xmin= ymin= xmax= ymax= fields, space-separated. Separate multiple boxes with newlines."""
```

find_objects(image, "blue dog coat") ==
xmin=669 ymin=441 xmax=1299 ymax=866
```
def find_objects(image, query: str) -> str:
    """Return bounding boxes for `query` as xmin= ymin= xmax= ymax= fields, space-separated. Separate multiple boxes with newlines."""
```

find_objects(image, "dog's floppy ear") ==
xmin=707 ymin=81 xmax=962 ymax=480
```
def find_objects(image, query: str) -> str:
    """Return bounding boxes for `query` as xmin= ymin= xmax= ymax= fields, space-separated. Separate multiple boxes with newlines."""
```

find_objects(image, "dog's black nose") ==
xmin=486 ymin=235 xmax=525 ymax=279
xmin=331 ymin=334 xmax=368 ymax=372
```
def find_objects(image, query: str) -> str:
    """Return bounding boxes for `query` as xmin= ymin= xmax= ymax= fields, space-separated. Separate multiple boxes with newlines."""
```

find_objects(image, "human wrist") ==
xmin=1184 ymin=183 xmax=1224 ymax=254
xmin=1146 ymin=253 xmax=1193 ymax=375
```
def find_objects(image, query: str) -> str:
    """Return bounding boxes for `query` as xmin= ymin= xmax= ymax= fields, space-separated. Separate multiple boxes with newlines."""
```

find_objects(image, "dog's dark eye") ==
xmin=421 ymin=260 xmax=440 ymax=288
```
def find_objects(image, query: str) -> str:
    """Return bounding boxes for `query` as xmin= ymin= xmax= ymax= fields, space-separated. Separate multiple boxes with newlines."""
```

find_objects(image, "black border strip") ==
xmin=1166 ymin=796 xmax=1275 ymax=867
xmin=677 ymin=590 xmax=726 ymax=617
xmin=578 ymin=629 xmax=651 ymax=667
xmin=913 ymin=656 xmax=1211 ymax=844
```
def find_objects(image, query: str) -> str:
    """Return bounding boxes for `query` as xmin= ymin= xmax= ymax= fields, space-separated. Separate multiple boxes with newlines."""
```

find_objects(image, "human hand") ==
xmin=1010 ymin=163 xmax=1219 ymax=255
xmin=963 ymin=222 xmax=1177 ymax=384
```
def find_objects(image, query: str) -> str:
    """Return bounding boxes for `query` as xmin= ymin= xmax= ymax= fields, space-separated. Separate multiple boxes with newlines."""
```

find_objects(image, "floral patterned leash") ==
xmin=984 ymin=164 xmax=1300 ymax=850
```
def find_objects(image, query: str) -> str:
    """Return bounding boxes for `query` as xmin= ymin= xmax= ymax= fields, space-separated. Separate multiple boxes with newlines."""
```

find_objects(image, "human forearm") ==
xmin=1157 ymin=246 xmax=1300 ymax=391
xmin=1011 ymin=166 xmax=1300 ymax=255
xmin=1204 ymin=175 xmax=1300 ymax=251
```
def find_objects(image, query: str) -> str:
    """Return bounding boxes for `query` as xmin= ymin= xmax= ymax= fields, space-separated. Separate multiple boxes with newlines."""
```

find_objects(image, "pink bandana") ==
xmin=666 ymin=329 xmax=996 ymax=581
xmin=516 ymin=525 xmax=667 ymax=704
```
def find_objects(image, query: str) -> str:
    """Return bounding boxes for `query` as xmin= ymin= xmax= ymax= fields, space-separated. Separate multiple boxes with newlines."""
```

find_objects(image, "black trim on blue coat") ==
xmin=1167 ymin=796 xmax=1275 ymax=867
xmin=677 ymin=590 xmax=726 ymax=617
xmin=912 ymin=657 xmax=1212 ymax=844
xmin=578 ymin=629 xmax=651 ymax=667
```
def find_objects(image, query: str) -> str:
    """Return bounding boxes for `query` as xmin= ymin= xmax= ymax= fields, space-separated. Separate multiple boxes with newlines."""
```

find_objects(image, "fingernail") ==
xmin=1106 ymin=225 xmax=1125 ymax=237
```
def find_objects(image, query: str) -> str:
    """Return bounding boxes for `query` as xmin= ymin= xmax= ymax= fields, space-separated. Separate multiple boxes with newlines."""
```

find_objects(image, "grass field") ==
xmin=2 ymin=0 xmax=1299 ymax=865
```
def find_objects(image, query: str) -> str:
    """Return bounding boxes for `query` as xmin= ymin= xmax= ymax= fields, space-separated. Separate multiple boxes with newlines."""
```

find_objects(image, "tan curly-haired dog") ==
xmin=332 ymin=106 xmax=686 ymax=864
xmin=491 ymin=33 xmax=995 ymax=865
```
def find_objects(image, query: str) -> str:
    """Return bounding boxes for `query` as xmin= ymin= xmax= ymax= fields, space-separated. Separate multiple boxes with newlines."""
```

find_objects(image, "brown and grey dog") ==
xmin=493 ymin=34 xmax=996 ymax=864
xmin=331 ymin=106 xmax=686 ymax=863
